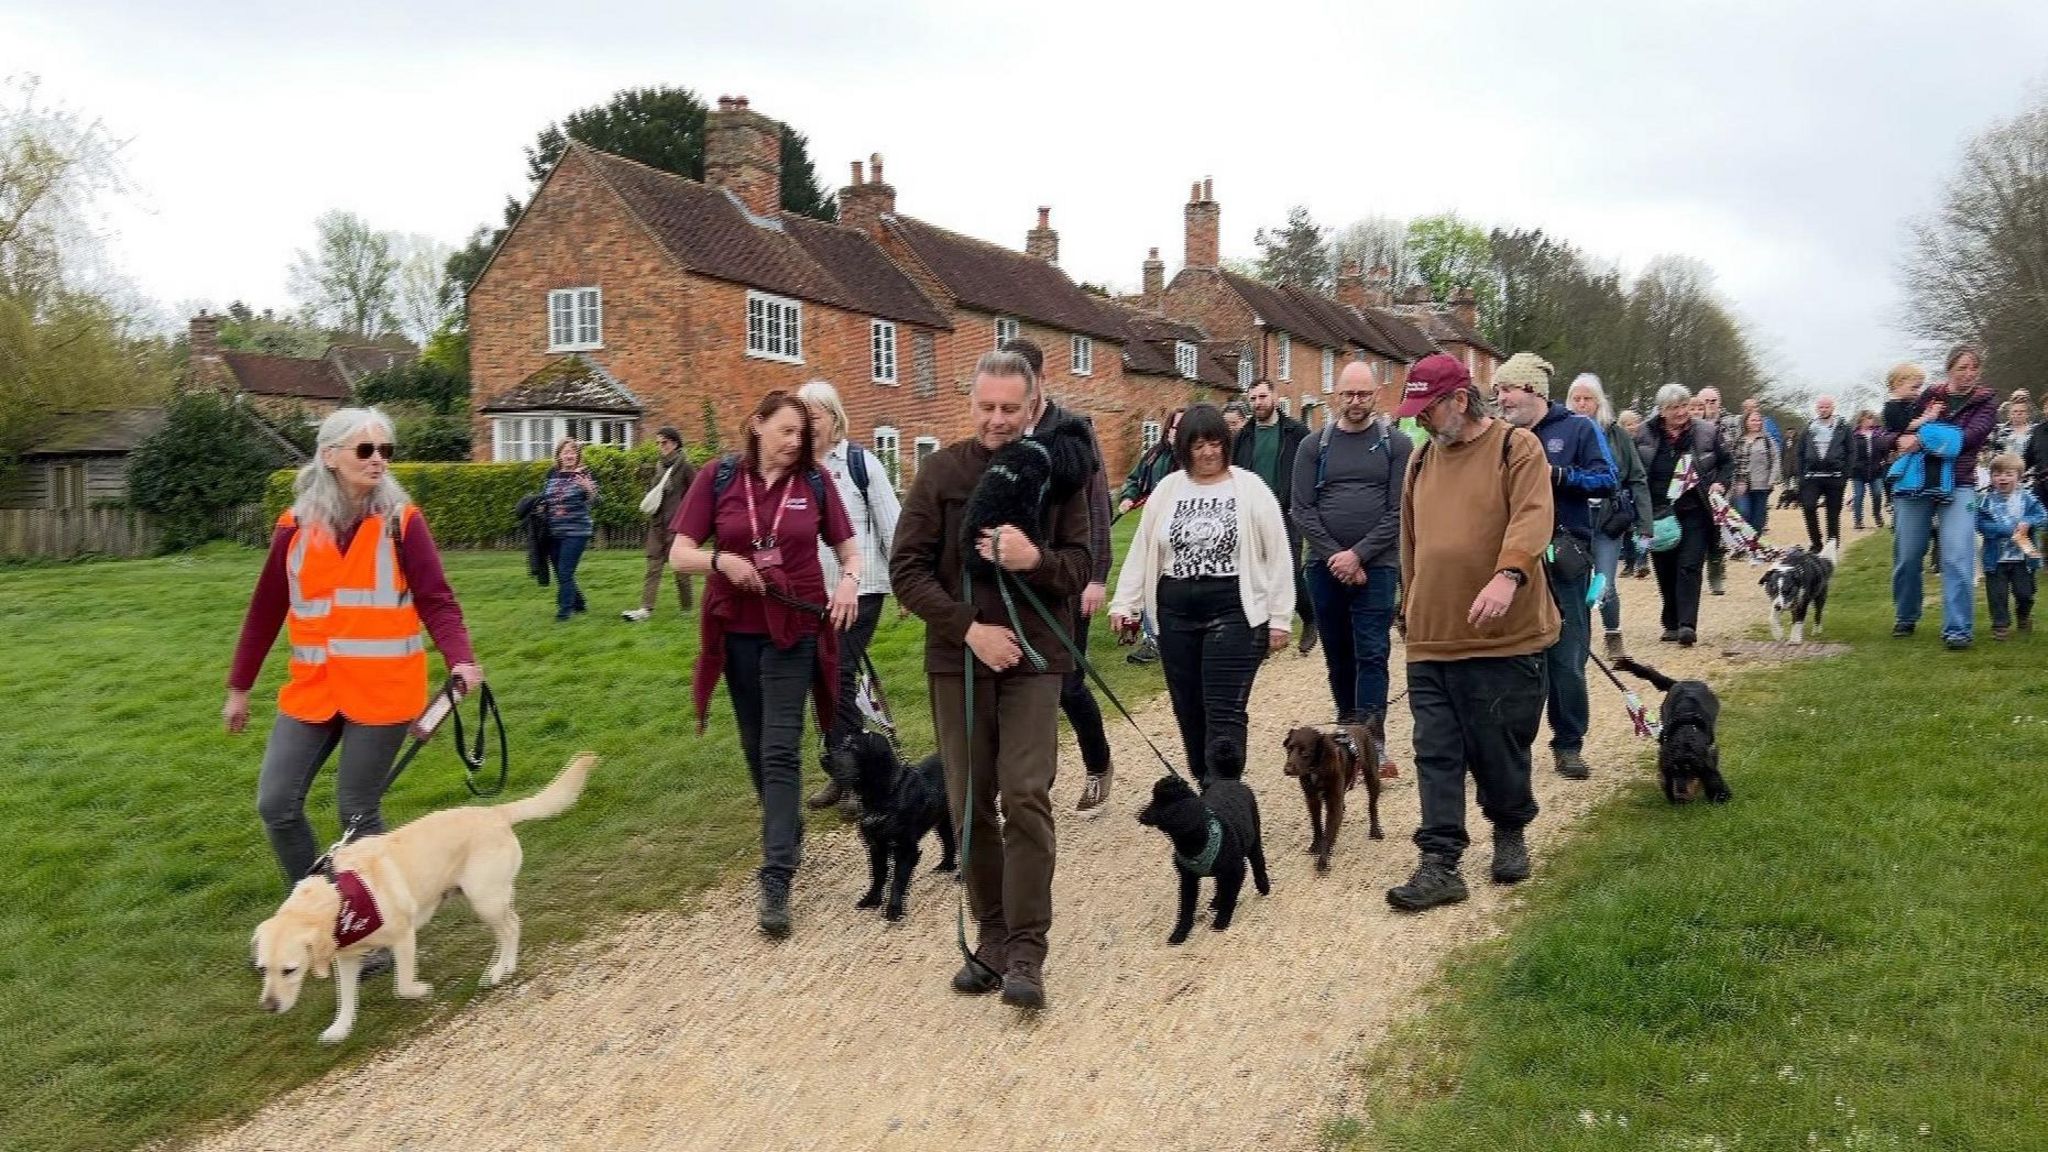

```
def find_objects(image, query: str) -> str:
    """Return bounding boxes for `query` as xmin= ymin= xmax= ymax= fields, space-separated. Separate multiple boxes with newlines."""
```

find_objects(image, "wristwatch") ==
xmin=1495 ymin=567 xmax=1527 ymax=588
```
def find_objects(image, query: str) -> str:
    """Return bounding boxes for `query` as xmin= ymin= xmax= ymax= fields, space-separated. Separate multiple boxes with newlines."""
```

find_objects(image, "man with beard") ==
xmin=1233 ymin=379 xmax=1316 ymax=654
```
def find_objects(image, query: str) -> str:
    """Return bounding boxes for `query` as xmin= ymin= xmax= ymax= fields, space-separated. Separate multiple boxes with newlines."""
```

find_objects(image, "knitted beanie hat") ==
xmin=1496 ymin=352 xmax=1556 ymax=397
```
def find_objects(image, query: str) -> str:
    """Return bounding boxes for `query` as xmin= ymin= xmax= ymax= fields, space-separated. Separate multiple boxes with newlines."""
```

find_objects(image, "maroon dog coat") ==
xmin=332 ymin=870 xmax=384 ymax=947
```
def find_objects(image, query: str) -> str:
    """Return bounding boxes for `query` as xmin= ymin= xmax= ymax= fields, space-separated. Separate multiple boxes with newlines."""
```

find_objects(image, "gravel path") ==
xmin=193 ymin=543 xmax=1837 ymax=1152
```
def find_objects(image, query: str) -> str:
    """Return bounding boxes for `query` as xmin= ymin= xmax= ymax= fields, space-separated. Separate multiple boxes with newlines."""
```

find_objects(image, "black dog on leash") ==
xmin=1136 ymin=741 xmax=1270 ymax=944
xmin=826 ymin=731 xmax=957 ymax=920
xmin=1612 ymin=657 xmax=1732 ymax=804
xmin=962 ymin=420 xmax=1096 ymax=578
xmin=1760 ymin=543 xmax=1836 ymax=645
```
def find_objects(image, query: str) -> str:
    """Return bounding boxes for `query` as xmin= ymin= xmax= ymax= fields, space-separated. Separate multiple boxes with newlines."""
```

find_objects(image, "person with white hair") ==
xmin=225 ymin=407 xmax=485 ymax=889
xmin=1566 ymin=373 xmax=1653 ymax=660
xmin=1632 ymin=384 xmax=1732 ymax=647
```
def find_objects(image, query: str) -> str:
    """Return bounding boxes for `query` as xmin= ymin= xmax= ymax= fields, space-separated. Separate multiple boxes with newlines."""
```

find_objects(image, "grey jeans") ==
xmin=255 ymin=713 xmax=410 ymax=886
xmin=724 ymin=632 xmax=819 ymax=889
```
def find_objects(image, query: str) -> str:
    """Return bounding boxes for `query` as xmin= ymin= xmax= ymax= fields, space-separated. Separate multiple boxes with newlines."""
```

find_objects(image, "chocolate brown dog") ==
xmin=1281 ymin=720 xmax=1385 ymax=872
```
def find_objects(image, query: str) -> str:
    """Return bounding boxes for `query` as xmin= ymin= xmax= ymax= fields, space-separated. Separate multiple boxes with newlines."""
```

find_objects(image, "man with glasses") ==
xmin=1291 ymin=362 xmax=1411 ymax=739
xmin=1232 ymin=379 xmax=1316 ymax=654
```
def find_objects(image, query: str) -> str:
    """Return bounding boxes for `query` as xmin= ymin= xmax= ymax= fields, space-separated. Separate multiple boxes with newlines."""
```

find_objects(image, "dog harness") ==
xmin=1175 ymin=814 xmax=1225 ymax=876
xmin=331 ymin=870 xmax=384 ymax=947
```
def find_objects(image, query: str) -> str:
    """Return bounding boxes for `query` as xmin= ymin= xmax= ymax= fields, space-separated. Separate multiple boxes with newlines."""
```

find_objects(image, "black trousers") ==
xmin=724 ymin=633 xmax=818 ymax=888
xmin=1408 ymin=654 xmax=1546 ymax=863
xmin=1156 ymin=576 xmax=1264 ymax=782
xmin=1058 ymin=606 xmax=1112 ymax=775
xmin=1987 ymin=561 xmax=2037 ymax=629
xmin=1801 ymin=476 xmax=1846 ymax=549
xmin=1652 ymin=506 xmax=1714 ymax=631
xmin=1288 ymin=524 xmax=1316 ymax=633
xmin=824 ymin=593 xmax=885 ymax=754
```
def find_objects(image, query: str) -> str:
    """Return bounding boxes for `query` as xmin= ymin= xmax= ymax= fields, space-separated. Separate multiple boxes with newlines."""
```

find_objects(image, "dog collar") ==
xmin=332 ymin=869 xmax=384 ymax=947
xmin=1175 ymin=814 xmax=1224 ymax=876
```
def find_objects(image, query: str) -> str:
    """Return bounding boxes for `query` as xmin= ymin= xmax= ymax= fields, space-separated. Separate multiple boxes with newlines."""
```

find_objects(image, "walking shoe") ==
xmin=1125 ymin=638 xmax=1159 ymax=665
xmin=1892 ymin=621 xmax=1915 ymax=637
xmin=1386 ymin=854 xmax=1469 ymax=912
xmin=951 ymin=941 xmax=1006 ymax=994
xmin=1632 ymin=564 xmax=1651 ymax=579
xmin=1490 ymin=828 xmax=1531 ymax=883
xmin=1603 ymin=630 xmax=1627 ymax=661
xmin=1677 ymin=627 xmax=1697 ymax=647
xmin=1943 ymin=634 xmax=1972 ymax=651
xmin=1709 ymin=580 xmax=1726 ymax=596
xmin=359 ymin=948 xmax=394 ymax=979
xmin=2021 ymin=617 xmax=2033 ymax=633
xmin=805 ymin=780 xmax=845 ymax=811
xmin=1993 ymin=626 xmax=2011 ymax=641
xmin=1297 ymin=622 xmax=1319 ymax=656
xmin=1000 ymin=958 xmax=1047 ymax=1010
xmin=1659 ymin=628 xmax=1682 ymax=643
xmin=1554 ymin=749 xmax=1591 ymax=780
xmin=1075 ymin=767 xmax=1113 ymax=817
xmin=757 ymin=879 xmax=792 ymax=939
xmin=621 ymin=607 xmax=652 ymax=622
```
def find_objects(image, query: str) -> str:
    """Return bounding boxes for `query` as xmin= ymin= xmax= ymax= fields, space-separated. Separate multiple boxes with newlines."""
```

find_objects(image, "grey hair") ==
xmin=796 ymin=379 xmax=849 ymax=442
xmin=291 ymin=406 xmax=412 ymax=536
xmin=1618 ymin=408 xmax=1642 ymax=427
xmin=973 ymin=350 xmax=1040 ymax=400
xmin=1654 ymin=382 xmax=1693 ymax=411
xmin=1567 ymin=373 xmax=1615 ymax=425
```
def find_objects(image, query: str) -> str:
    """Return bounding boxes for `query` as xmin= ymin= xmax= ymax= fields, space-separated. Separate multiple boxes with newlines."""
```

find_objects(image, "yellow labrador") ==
xmin=252 ymin=752 xmax=597 ymax=1043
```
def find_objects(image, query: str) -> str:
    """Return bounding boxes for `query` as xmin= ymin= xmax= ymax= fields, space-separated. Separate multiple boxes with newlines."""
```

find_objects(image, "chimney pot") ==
xmin=1148 ymin=246 xmax=1159 ymax=259
xmin=733 ymin=95 xmax=749 ymax=110
xmin=1141 ymin=247 xmax=1166 ymax=307
xmin=1037 ymin=206 xmax=1050 ymax=229
xmin=1203 ymin=177 xmax=1214 ymax=200
xmin=1025 ymin=205 xmax=1059 ymax=264
xmin=850 ymin=159 xmax=864 ymax=185
xmin=1190 ymin=181 xmax=1202 ymax=203
xmin=870 ymin=153 xmax=885 ymax=183
xmin=1183 ymin=178 xmax=1221 ymax=270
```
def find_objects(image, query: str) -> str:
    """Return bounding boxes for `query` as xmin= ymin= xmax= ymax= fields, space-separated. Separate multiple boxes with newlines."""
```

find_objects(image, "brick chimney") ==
xmin=1449 ymin=285 xmax=1479 ymax=331
xmin=1364 ymin=264 xmax=1393 ymax=309
xmin=704 ymin=95 xmax=782 ymax=218
xmin=1397 ymin=282 xmax=1434 ymax=306
xmin=1335 ymin=260 xmax=1366 ymax=311
xmin=1025 ymin=206 xmax=1058 ymax=264
xmin=188 ymin=310 xmax=226 ymax=388
xmin=837 ymin=152 xmax=896 ymax=241
xmin=1184 ymin=177 xmax=1219 ymax=270
xmin=1140 ymin=247 xmax=1165 ymax=309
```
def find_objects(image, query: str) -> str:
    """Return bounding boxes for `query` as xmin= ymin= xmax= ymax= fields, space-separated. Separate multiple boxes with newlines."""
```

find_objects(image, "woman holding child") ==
xmin=1880 ymin=346 xmax=1999 ymax=648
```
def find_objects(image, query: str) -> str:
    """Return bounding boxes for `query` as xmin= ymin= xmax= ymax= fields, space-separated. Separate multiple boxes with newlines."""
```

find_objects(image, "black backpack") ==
xmin=710 ymin=448 xmax=885 ymax=553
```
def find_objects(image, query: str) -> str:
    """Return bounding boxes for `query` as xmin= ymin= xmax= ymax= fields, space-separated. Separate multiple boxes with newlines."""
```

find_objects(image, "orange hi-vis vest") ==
xmin=277 ymin=507 xmax=428 ymax=726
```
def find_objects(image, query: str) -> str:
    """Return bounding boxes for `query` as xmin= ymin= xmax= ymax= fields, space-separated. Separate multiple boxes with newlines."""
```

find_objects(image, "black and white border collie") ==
xmin=1760 ymin=542 xmax=1835 ymax=645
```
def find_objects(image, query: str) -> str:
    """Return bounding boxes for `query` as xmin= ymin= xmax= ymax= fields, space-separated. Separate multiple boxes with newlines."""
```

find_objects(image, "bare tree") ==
xmin=393 ymin=234 xmax=454 ymax=345
xmin=288 ymin=210 xmax=400 ymax=339
xmin=1328 ymin=215 xmax=1413 ymax=288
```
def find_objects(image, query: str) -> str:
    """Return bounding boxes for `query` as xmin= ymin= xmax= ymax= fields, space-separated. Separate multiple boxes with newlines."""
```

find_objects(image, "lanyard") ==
xmin=742 ymin=471 xmax=792 ymax=549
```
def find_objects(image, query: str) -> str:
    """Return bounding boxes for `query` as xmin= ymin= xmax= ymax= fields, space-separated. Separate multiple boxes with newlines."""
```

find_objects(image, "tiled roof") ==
xmin=1103 ymin=302 xmax=1235 ymax=387
xmin=1217 ymin=272 xmax=1345 ymax=350
xmin=327 ymin=344 xmax=417 ymax=386
xmin=885 ymin=216 xmax=1127 ymax=342
xmin=481 ymin=354 xmax=643 ymax=414
xmin=221 ymin=351 xmax=351 ymax=401
xmin=1428 ymin=310 xmax=1505 ymax=360
xmin=575 ymin=145 xmax=950 ymax=330
xmin=24 ymin=408 xmax=168 ymax=455
xmin=1279 ymin=287 xmax=1412 ymax=361
xmin=1365 ymin=308 xmax=1442 ymax=360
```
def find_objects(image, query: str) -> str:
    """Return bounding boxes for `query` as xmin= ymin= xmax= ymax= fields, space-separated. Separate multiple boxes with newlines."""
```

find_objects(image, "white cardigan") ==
xmin=1109 ymin=466 xmax=1296 ymax=631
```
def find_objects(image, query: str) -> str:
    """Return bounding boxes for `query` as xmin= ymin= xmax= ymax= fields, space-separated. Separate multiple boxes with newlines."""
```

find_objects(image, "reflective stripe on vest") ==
xmin=278 ymin=507 xmax=429 ymax=725
xmin=292 ymin=645 xmax=329 ymax=665
xmin=327 ymin=636 xmax=425 ymax=658
xmin=285 ymin=529 xmax=332 ymax=619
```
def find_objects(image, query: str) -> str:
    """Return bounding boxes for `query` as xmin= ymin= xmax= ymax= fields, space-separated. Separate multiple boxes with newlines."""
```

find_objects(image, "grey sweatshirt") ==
xmin=1290 ymin=420 xmax=1411 ymax=570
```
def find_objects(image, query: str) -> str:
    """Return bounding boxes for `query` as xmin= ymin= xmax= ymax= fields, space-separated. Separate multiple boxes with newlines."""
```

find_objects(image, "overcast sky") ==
xmin=8 ymin=0 xmax=2047 ymax=399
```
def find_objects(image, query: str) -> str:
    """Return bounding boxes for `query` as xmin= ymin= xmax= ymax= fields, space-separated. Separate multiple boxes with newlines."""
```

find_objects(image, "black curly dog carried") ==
xmin=826 ymin=731 xmax=957 ymax=920
xmin=1136 ymin=741 xmax=1270 ymax=944
xmin=1612 ymin=657 xmax=1733 ymax=804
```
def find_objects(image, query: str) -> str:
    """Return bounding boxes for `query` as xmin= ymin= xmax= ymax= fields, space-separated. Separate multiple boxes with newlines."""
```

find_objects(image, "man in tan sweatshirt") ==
xmin=1386 ymin=354 xmax=1560 ymax=911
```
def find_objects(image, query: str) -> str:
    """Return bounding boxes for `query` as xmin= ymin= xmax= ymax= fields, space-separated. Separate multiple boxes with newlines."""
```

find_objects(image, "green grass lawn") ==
xmin=1339 ymin=537 xmax=2048 ymax=1151
xmin=0 ymin=527 xmax=1156 ymax=1152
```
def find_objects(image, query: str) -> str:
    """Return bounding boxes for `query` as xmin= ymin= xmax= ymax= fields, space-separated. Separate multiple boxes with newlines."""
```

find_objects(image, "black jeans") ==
xmin=1408 ymin=654 xmax=1546 ymax=863
xmin=724 ymin=632 xmax=818 ymax=888
xmin=1288 ymin=525 xmax=1317 ymax=634
xmin=254 ymin=714 xmax=409 ymax=886
xmin=824 ymin=593 xmax=885 ymax=754
xmin=1652 ymin=506 xmax=1714 ymax=630
xmin=1987 ymin=561 xmax=2037 ymax=629
xmin=1058 ymin=607 xmax=1112 ymax=775
xmin=1156 ymin=576 xmax=1264 ymax=781
xmin=1801 ymin=475 xmax=1846 ymax=549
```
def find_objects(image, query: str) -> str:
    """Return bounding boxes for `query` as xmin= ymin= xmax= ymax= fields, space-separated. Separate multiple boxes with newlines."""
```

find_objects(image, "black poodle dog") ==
xmin=826 ymin=731 xmax=957 ymax=920
xmin=1136 ymin=745 xmax=1270 ymax=945
xmin=1612 ymin=657 xmax=1732 ymax=804
xmin=961 ymin=420 xmax=1095 ymax=578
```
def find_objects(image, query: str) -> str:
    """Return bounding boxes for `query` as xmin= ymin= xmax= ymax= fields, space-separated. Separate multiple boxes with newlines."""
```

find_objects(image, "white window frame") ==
xmin=1321 ymin=348 xmax=1336 ymax=393
xmin=492 ymin=412 xmax=635 ymax=462
xmin=1300 ymin=394 xmax=1316 ymax=421
xmin=1174 ymin=341 xmax=1199 ymax=380
xmin=1071 ymin=335 xmax=1093 ymax=377
xmin=1140 ymin=420 xmax=1162 ymax=451
xmin=746 ymin=290 xmax=804 ymax=364
xmin=994 ymin=316 xmax=1020 ymax=348
xmin=871 ymin=320 xmax=898 ymax=385
xmin=872 ymin=425 xmax=901 ymax=487
xmin=547 ymin=287 xmax=602 ymax=352
xmin=914 ymin=435 xmax=940 ymax=475
xmin=1237 ymin=356 xmax=1253 ymax=390
xmin=1274 ymin=331 xmax=1291 ymax=381
xmin=1277 ymin=397 xmax=1292 ymax=417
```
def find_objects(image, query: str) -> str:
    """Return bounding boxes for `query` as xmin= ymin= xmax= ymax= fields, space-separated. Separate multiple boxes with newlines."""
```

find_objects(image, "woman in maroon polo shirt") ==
xmin=669 ymin=391 xmax=859 ymax=938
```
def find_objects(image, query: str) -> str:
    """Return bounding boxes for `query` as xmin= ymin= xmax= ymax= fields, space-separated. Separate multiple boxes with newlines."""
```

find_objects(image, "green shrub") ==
xmin=130 ymin=393 xmax=286 ymax=551
xmin=395 ymin=413 xmax=472 ymax=462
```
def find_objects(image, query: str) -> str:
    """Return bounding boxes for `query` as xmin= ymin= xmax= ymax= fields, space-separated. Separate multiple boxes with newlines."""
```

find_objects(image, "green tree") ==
xmin=1406 ymin=215 xmax=1502 ymax=340
xmin=1254 ymin=205 xmax=1332 ymax=292
xmin=287 ymin=210 xmax=400 ymax=338
xmin=215 ymin=301 xmax=328 ymax=358
xmin=127 ymin=392 xmax=281 ymax=550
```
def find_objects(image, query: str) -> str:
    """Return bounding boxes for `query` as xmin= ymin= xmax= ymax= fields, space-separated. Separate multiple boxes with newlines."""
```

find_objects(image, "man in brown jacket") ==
xmin=622 ymin=425 xmax=695 ymax=620
xmin=890 ymin=350 xmax=1093 ymax=1010
xmin=1387 ymin=354 xmax=1560 ymax=911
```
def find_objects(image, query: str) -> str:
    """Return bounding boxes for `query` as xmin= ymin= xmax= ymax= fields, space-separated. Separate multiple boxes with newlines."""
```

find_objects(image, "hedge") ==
xmin=263 ymin=442 xmax=720 ymax=548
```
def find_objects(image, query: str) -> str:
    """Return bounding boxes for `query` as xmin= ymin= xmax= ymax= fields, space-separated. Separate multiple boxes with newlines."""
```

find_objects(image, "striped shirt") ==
xmin=817 ymin=439 xmax=899 ymax=596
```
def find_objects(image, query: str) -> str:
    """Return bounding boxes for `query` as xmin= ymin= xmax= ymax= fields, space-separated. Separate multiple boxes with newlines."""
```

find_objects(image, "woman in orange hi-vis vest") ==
xmin=225 ymin=407 xmax=483 ymax=887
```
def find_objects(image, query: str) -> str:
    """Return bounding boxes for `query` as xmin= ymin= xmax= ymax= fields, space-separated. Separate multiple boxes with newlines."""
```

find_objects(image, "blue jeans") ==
xmin=1592 ymin=530 xmax=1624 ymax=632
xmin=1545 ymin=562 xmax=1593 ymax=753
xmin=1851 ymin=478 xmax=1885 ymax=526
xmin=1891 ymin=491 xmax=1979 ymax=639
xmin=1306 ymin=561 xmax=1399 ymax=721
xmin=1737 ymin=490 xmax=1771 ymax=536
xmin=552 ymin=535 xmax=589 ymax=619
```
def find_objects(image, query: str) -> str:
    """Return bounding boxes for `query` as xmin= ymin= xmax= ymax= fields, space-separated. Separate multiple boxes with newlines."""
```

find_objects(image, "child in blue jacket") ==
xmin=1977 ymin=452 xmax=2046 ymax=638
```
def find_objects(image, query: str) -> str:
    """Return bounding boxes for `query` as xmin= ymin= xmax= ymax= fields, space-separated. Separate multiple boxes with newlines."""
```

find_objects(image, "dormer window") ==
xmin=1175 ymin=341 xmax=1198 ymax=380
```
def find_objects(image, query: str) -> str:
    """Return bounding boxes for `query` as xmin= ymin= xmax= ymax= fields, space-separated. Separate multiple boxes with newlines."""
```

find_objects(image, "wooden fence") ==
xmin=0 ymin=505 xmax=269 ymax=560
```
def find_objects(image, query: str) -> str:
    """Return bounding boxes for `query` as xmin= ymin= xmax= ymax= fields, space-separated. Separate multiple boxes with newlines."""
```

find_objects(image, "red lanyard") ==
xmin=742 ymin=471 xmax=792 ymax=549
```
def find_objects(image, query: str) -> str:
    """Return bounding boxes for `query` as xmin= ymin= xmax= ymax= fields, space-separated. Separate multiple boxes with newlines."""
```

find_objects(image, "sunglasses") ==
xmin=352 ymin=442 xmax=396 ymax=460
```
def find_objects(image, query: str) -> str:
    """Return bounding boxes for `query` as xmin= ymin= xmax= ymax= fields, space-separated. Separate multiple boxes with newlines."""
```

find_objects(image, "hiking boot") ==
xmin=806 ymin=780 xmax=845 ymax=811
xmin=1000 ymin=958 xmax=1047 ymax=1011
xmin=621 ymin=607 xmax=652 ymax=622
xmin=1125 ymin=638 xmax=1159 ymax=665
xmin=1490 ymin=828 xmax=1531 ymax=884
xmin=1892 ymin=621 xmax=1915 ymax=637
xmin=1297 ymin=622 xmax=1319 ymax=656
xmin=1075 ymin=767 xmax=1113 ymax=818
xmin=1993 ymin=626 xmax=2011 ymax=641
xmin=1660 ymin=628 xmax=1682 ymax=643
xmin=757 ymin=879 xmax=792 ymax=939
xmin=1386 ymin=855 xmax=1469 ymax=912
xmin=1554 ymin=749 xmax=1591 ymax=780
xmin=2021 ymin=617 xmax=2034 ymax=633
xmin=1677 ymin=627 xmax=1697 ymax=648
xmin=1603 ymin=630 xmax=1626 ymax=661
xmin=359 ymin=948 xmax=393 ymax=979
xmin=836 ymin=792 xmax=862 ymax=820
xmin=952 ymin=941 xmax=1007 ymax=994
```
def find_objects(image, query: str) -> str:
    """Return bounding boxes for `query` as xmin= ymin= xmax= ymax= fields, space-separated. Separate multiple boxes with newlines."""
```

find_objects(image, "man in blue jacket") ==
xmin=1497 ymin=352 xmax=1617 ymax=781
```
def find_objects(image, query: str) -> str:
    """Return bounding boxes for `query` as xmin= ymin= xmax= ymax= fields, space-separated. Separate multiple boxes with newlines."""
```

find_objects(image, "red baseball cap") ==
xmin=1394 ymin=354 xmax=1474 ymax=419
